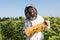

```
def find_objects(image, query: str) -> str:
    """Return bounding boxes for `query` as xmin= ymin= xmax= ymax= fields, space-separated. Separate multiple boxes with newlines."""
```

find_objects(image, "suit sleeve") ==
xmin=22 ymin=20 xmax=32 ymax=35
xmin=22 ymin=21 xmax=27 ymax=35
xmin=45 ymin=20 xmax=50 ymax=31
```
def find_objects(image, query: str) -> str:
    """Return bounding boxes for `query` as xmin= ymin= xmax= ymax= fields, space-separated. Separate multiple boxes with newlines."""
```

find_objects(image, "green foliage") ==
xmin=0 ymin=17 xmax=60 ymax=40
xmin=44 ymin=17 xmax=60 ymax=40
xmin=0 ymin=17 xmax=25 ymax=40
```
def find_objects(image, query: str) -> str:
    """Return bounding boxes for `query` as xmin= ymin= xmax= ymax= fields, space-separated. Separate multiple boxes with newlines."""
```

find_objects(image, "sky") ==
xmin=0 ymin=0 xmax=60 ymax=18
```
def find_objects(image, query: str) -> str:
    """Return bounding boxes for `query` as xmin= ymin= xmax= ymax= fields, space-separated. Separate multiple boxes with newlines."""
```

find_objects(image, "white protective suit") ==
xmin=23 ymin=15 xmax=50 ymax=40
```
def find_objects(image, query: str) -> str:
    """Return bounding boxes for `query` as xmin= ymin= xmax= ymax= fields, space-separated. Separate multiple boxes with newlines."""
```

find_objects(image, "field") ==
xmin=0 ymin=17 xmax=60 ymax=40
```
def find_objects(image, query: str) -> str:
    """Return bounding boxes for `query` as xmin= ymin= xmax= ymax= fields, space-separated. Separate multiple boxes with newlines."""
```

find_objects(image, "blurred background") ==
xmin=0 ymin=0 xmax=60 ymax=40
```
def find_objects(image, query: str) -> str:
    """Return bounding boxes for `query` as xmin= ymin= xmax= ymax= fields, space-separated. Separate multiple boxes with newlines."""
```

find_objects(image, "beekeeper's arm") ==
xmin=44 ymin=20 xmax=50 ymax=31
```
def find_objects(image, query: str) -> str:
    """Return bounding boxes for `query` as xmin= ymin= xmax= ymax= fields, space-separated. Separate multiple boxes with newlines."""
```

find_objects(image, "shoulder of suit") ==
xmin=24 ymin=19 xmax=30 ymax=23
xmin=37 ymin=15 xmax=44 ymax=19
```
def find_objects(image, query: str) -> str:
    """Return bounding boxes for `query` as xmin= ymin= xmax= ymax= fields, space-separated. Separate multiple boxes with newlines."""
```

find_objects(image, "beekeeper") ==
xmin=22 ymin=5 xmax=50 ymax=40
